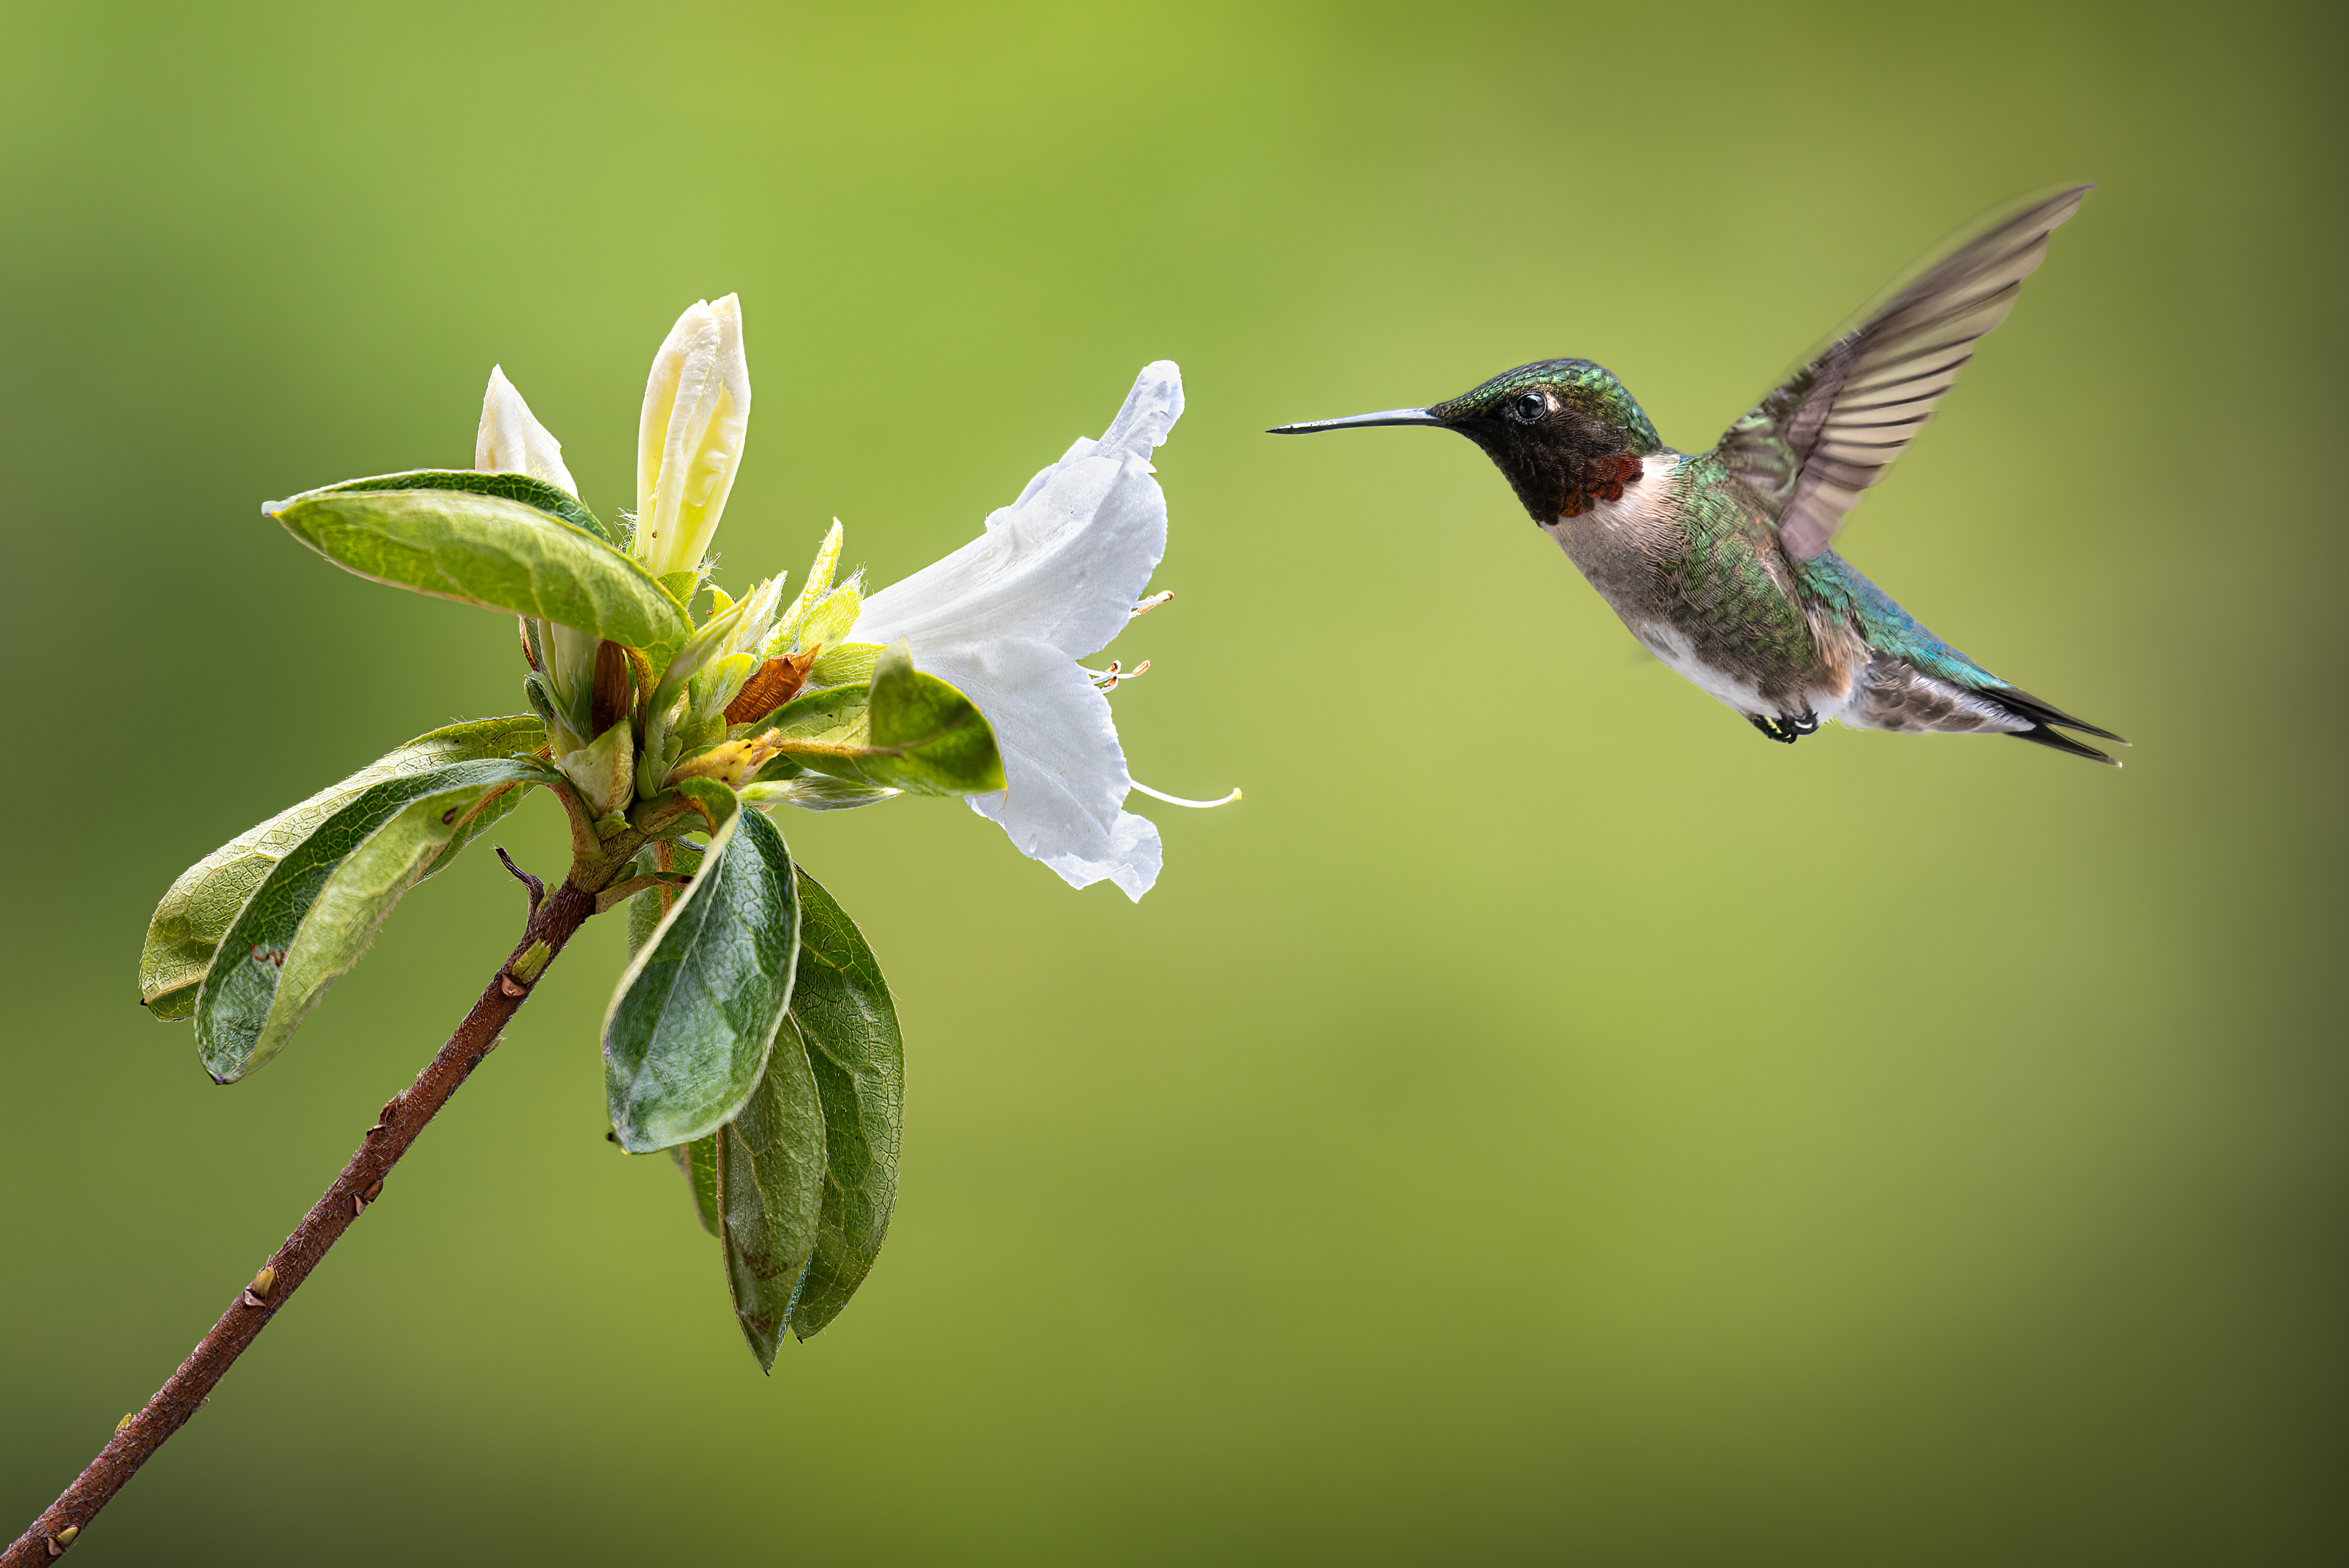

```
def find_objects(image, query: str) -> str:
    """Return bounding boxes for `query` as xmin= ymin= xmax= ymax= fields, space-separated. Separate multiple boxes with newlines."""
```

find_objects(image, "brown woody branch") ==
xmin=4 ymin=868 xmax=601 ymax=1565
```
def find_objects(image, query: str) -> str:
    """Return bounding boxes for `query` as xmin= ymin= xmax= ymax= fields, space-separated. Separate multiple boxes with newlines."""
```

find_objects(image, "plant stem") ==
xmin=4 ymin=873 xmax=600 ymax=1565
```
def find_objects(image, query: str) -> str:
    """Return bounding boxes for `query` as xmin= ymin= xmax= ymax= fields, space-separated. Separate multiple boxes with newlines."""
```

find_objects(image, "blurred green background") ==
xmin=3 ymin=1 xmax=2342 ymax=1561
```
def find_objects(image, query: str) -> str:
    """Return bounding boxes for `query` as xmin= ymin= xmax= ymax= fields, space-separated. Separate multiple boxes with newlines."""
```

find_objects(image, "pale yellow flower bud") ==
xmin=634 ymin=295 xmax=750 ymax=580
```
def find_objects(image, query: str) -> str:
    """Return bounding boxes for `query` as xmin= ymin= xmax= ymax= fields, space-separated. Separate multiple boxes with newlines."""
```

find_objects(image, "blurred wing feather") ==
xmin=1715 ymin=185 xmax=2092 ymax=561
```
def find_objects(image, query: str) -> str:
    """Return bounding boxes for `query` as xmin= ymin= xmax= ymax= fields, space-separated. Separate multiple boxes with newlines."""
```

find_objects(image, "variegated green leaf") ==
xmin=668 ymin=1134 xmax=722 ymax=1238
xmin=754 ymin=645 xmax=1001 ymax=798
xmin=194 ymin=756 xmax=558 ymax=1082
xmin=713 ymin=1030 xmax=827 ymax=1369
xmin=858 ymin=642 xmax=1005 ymax=796
xmin=313 ymin=468 xmax=621 ymax=546
xmin=784 ymin=868 xmax=904 ymax=1340
xmin=267 ymin=482 xmax=691 ymax=656
xmin=140 ymin=716 xmax=545 ymax=1020
xmin=603 ymin=800 xmax=801 ymax=1152
xmin=739 ymin=773 xmax=902 ymax=813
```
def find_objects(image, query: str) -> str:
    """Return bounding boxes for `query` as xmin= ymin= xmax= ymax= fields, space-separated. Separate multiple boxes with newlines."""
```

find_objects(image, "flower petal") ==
xmin=474 ymin=366 xmax=579 ymax=496
xmin=921 ymin=636 xmax=1162 ymax=901
xmin=847 ymin=362 xmax=1182 ymax=900
xmin=852 ymin=360 xmax=1181 ymax=662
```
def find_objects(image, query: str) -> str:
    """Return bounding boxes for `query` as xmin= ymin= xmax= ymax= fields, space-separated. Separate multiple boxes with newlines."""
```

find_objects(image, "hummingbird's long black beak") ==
xmin=1266 ymin=408 xmax=1445 ymax=435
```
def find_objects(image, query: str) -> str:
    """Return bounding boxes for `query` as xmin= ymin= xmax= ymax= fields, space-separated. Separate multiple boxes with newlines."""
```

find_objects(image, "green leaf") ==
xmin=626 ymin=839 xmax=705 ymax=961
xmin=783 ymin=868 xmax=905 ymax=1340
xmin=752 ymin=646 xmax=1002 ymax=798
xmin=668 ymin=1135 xmax=722 ymax=1237
xmin=267 ymin=483 xmax=691 ymax=657
xmin=713 ymin=1029 xmax=828 ymax=1369
xmin=315 ymin=468 xmax=620 ymax=547
xmin=739 ymin=774 xmax=901 ymax=813
xmin=809 ymin=640 xmax=881 ymax=688
xmin=858 ymin=643 xmax=1006 ymax=796
xmin=672 ymin=777 xmax=740 ymax=837
xmin=140 ymin=716 xmax=545 ymax=1020
xmin=648 ymin=592 xmax=757 ymax=723
xmin=193 ymin=757 xmax=556 ymax=1082
xmin=762 ymin=682 xmax=870 ymax=751
xmin=794 ymin=579 xmax=864 ymax=653
xmin=603 ymin=803 xmax=801 ymax=1152
xmin=553 ymin=717 xmax=634 ymax=817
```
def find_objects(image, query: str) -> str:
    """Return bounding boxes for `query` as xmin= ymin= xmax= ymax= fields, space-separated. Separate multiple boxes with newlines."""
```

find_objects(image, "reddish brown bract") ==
xmin=723 ymin=652 xmax=817 ymax=725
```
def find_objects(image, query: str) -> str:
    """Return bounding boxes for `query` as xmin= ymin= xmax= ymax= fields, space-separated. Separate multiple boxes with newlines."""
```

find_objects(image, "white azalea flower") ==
xmin=472 ymin=317 xmax=1227 ymax=891
xmin=851 ymin=361 xmax=1223 ymax=902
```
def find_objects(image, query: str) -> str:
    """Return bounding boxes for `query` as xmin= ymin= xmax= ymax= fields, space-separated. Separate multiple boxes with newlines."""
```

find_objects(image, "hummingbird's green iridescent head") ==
xmin=1270 ymin=359 xmax=1664 ymax=523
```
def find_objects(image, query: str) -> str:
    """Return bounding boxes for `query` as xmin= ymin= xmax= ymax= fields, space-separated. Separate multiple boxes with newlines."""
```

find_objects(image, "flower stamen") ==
xmin=1087 ymin=658 xmax=1151 ymax=691
xmin=1130 ymin=779 xmax=1242 ymax=808
xmin=1130 ymin=590 xmax=1174 ymax=618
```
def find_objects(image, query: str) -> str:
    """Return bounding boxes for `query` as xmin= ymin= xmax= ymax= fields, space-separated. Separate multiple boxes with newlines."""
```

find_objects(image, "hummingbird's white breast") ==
xmin=1540 ymin=449 xmax=1844 ymax=723
xmin=1538 ymin=447 xmax=1683 ymax=580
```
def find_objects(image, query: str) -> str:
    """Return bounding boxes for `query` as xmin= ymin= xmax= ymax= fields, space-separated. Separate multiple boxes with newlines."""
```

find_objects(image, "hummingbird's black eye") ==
xmin=1507 ymin=391 xmax=1547 ymax=423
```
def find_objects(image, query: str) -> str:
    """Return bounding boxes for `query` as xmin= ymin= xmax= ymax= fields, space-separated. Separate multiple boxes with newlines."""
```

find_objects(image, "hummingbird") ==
xmin=1271 ymin=185 xmax=2126 ymax=764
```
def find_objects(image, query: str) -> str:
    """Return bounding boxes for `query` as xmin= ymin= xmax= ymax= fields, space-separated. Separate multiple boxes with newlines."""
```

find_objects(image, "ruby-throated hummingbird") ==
xmin=1271 ymin=185 xmax=2126 ymax=764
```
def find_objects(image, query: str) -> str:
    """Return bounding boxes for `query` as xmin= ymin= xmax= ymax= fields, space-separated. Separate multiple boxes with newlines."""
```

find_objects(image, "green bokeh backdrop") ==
xmin=4 ymin=2 xmax=2342 ymax=1561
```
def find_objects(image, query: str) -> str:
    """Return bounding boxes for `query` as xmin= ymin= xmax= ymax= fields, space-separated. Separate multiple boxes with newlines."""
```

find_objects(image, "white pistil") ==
xmin=1130 ymin=780 xmax=1242 ymax=808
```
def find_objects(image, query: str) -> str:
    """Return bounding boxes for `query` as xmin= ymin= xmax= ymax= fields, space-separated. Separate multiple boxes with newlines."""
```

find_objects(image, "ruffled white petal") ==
xmin=917 ymin=636 xmax=1162 ymax=900
xmin=850 ymin=362 xmax=1181 ymax=900
xmin=474 ymin=366 xmax=578 ymax=495
xmin=854 ymin=360 xmax=1180 ymax=660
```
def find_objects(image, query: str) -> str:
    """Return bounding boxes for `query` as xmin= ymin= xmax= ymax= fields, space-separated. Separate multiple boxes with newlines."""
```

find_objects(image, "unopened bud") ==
xmin=474 ymin=366 xmax=579 ymax=495
xmin=635 ymin=295 xmax=750 ymax=578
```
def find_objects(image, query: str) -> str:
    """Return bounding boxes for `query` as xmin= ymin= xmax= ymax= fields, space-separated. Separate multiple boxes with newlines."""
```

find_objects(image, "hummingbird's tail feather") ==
xmin=1980 ymin=683 xmax=2129 ymax=766
xmin=1841 ymin=654 xmax=2126 ymax=764
xmin=2004 ymin=721 xmax=2122 ymax=766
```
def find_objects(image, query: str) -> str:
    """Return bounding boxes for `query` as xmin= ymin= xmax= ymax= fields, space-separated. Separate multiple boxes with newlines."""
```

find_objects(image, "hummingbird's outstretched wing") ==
xmin=1714 ymin=185 xmax=2092 ymax=562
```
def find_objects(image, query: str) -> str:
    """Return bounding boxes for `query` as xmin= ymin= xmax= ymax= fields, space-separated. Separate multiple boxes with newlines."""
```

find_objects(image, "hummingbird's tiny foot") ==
xmin=1746 ymin=711 xmax=1821 ymax=745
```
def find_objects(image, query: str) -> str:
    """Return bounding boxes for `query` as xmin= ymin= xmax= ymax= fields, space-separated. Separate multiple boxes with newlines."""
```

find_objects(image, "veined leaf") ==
xmin=763 ymin=683 xmax=870 ymax=751
xmin=604 ymin=801 xmax=801 ymax=1152
xmin=808 ymin=640 xmax=881 ymax=689
xmin=740 ymin=774 xmax=902 ymax=813
xmin=140 ymin=716 xmax=545 ymax=1020
xmin=755 ymin=646 xmax=1002 ymax=798
xmin=267 ymin=482 xmax=691 ymax=657
xmin=314 ymin=468 xmax=620 ymax=547
xmin=714 ymin=1027 xmax=828 ymax=1369
xmin=194 ymin=757 xmax=557 ymax=1082
xmin=784 ymin=868 xmax=904 ymax=1340
xmin=554 ymin=717 xmax=634 ymax=817
xmin=859 ymin=642 xmax=1005 ymax=796
xmin=647 ymin=591 xmax=757 ymax=725
xmin=631 ymin=845 xmax=726 ymax=1242
xmin=626 ymin=838 xmax=707 ymax=963
xmin=672 ymin=777 xmax=740 ymax=837
xmin=668 ymin=1134 xmax=722 ymax=1238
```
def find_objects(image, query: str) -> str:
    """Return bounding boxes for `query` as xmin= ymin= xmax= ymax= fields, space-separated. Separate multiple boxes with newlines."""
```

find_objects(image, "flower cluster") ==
xmin=478 ymin=296 xmax=1224 ymax=898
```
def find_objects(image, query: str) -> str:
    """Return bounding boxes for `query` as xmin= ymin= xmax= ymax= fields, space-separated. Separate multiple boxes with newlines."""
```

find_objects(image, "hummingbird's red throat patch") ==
xmin=1557 ymin=454 xmax=1645 ymax=519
